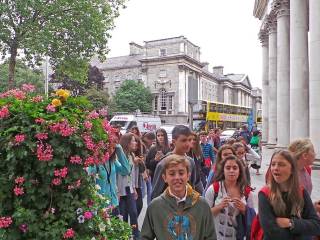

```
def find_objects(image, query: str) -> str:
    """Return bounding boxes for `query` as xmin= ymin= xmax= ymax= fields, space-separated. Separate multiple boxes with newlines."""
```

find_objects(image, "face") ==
xmin=235 ymin=147 xmax=246 ymax=160
xmin=304 ymin=146 xmax=316 ymax=166
xmin=200 ymin=135 xmax=207 ymax=144
xmin=162 ymin=163 xmax=190 ymax=197
xmin=157 ymin=131 xmax=165 ymax=144
xmin=209 ymin=130 xmax=215 ymax=138
xmin=131 ymin=128 xmax=138 ymax=135
xmin=128 ymin=136 xmax=137 ymax=152
xmin=173 ymin=135 xmax=190 ymax=154
xmin=270 ymin=154 xmax=292 ymax=184
xmin=224 ymin=160 xmax=240 ymax=182
xmin=189 ymin=135 xmax=197 ymax=149
xmin=221 ymin=149 xmax=234 ymax=160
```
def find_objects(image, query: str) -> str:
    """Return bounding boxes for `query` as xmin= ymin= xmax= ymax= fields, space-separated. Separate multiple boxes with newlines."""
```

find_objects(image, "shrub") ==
xmin=0 ymin=85 xmax=131 ymax=239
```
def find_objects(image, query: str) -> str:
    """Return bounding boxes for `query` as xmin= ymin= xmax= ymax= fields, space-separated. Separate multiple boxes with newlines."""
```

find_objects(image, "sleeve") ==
xmin=145 ymin=146 xmax=157 ymax=174
xmin=140 ymin=206 xmax=156 ymax=240
xmin=189 ymin=156 xmax=203 ymax=194
xmin=202 ymin=200 xmax=217 ymax=240
xmin=205 ymin=185 xmax=215 ymax=208
xmin=290 ymin=189 xmax=320 ymax=236
xmin=115 ymin=144 xmax=131 ymax=176
xmin=151 ymin=161 xmax=166 ymax=200
xmin=87 ymin=165 xmax=97 ymax=175
xmin=246 ymin=147 xmax=260 ymax=162
xmin=258 ymin=192 xmax=292 ymax=238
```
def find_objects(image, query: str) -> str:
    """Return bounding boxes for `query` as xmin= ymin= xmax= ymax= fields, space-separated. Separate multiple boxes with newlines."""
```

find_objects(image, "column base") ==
xmin=265 ymin=143 xmax=277 ymax=149
xmin=275 ymin=145 xmax=287 ymax=149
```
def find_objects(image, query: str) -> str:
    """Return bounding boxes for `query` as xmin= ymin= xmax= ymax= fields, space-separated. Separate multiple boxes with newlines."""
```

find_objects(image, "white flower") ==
xmin=106 ymin=199 xmax=110 ymax=205
xmin=77 ymin=215 xmax=85 ymax=223
xmin=76 ymin=208 xmax=83 ymax=215
xmin=95 ymin=184 xmax=101 ymax=191
xmin=91 ymin=237 xmax=96 ymax=240
xmin=98 ymin=222 xmax=106 ymax=232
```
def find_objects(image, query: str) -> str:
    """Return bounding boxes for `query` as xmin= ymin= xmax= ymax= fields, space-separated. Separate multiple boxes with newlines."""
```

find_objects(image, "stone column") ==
xmin=275 ymin=0 xmax=290 ymax=147
xmin=309 ymin=0 xmax=320 ymax=158
xmin=267 ymin=15 xmax=277 ymax=145
xmin=290 ymin=0 xmax=309 ymax=140
xmin=259 ymin=30 xmax=269 ymax=143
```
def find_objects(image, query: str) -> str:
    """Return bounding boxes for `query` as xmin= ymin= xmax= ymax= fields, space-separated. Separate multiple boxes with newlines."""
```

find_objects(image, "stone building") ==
xmin=92 ymin=36 xmax=260 ymax=124
xmin=253 ymin=0 xmax=320 ymax=157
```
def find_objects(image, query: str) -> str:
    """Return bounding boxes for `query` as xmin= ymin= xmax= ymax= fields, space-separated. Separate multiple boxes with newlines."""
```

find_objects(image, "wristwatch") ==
xmin=288 ymin=218 xmax=295 ymax=230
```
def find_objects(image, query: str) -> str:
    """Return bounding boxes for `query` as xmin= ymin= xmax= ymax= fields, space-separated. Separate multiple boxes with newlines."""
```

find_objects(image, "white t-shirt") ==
xmin=205 ymin=181 xmax=254 ymax=240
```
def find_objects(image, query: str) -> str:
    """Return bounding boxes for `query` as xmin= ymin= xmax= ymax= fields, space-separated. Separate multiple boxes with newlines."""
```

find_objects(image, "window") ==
xmin=160 ymin=49 xmax=167 ymax=56
xmin=160 ymin=89 xmax=167 ymax=110
xmin=154 ymin=96 xmax=158 ymax=111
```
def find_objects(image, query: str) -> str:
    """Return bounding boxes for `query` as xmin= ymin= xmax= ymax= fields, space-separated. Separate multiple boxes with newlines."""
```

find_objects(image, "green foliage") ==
xmin=0 ymin=0 xmax=126 ymax=83
xmin=84 ymin=87 xmax=112 ymax=111
xmin=0 ymin=60 xmax=44 ymax=93
xmin=0 ymin=87 xmax=131 ymax=239
xmin=113 ymin=80 xmax=153 ymax=112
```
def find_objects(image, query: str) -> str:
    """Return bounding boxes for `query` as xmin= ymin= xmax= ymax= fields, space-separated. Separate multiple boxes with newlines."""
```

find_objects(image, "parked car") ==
xmin=220 ymin=129 xmax=237 ymax=145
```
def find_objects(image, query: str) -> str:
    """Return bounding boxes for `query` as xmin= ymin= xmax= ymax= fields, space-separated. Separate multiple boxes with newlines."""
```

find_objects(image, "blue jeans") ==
xmin=119 ymin=186 xmax=139 ymax=239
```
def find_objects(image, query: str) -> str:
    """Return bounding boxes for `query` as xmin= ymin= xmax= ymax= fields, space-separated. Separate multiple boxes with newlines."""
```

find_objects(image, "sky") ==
xmin=107 ymin=0 xmax=262 ymax=88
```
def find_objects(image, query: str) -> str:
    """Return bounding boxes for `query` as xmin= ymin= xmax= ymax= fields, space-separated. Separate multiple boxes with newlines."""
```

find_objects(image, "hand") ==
xmin=218 ymin=197 xmax=231 ymax=210
xmin=232 ymin=198 xmax=246 ymax=214
xmin=134 ymin=189 xmax=138 ymax=200
xmin=276 ymin=218 xmax=290 ymax=228
xmin=133 ymin=157 xmax=140 ymax=165
xmin=155 ymin=152 xmax=163 ymax=161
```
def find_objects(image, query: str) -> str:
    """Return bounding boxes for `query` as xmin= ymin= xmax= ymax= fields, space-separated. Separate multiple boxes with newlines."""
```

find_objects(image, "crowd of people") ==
xmin=88 ymin=124 xmax=320 ymax=240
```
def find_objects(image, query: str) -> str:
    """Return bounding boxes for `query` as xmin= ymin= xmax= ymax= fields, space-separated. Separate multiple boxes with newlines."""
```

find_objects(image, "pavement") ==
xmin=138 ymin=146 xmax=320 ymax=228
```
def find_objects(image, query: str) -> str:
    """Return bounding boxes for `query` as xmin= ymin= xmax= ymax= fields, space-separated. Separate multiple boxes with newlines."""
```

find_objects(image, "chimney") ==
xmin=202 ymin=62 xmax=209 ymax=71
xmin=129 ymin=42 xmax=143 ymax=55
xmin=213 ymin=66 xmax=224 ymax=75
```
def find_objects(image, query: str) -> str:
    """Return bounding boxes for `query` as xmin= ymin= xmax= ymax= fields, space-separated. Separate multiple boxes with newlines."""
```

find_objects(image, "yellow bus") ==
xmin=193 ymin=101 xmax=252 ymax=130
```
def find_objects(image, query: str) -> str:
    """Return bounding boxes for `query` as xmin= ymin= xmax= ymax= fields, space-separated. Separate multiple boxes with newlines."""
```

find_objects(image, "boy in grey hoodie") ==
xmin=141 ymin=154 xmax=216 ymax=240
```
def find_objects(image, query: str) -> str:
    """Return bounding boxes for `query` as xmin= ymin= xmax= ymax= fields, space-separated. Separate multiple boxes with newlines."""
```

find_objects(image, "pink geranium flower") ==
xmin=21 ymin=84 xmax=35 ymax=92
xmin=35 ymin=133 xmax=48 ymax=140
xmin=37 ymin=142 xmax=53 ymax=161
xmin=83 ymin=211 xmax=93 ymax=220
xmin=70 ymin=156 xmax=82 ymax=164
xmin=63 ymin=228 xmax=75 ymax=239
xmin=15 ymin=177 xmax=25 ymax=185
xmin=52 ymin=178 xmax=62 ymax=186
xmin=35 ymin=118 xmax=45 ymax=124
xmin=84 ymin=121 xmax=92 ymax=130
xmin=31 ymin=95 xmax=43 ymax=103
xmin=46 ymin=104 xmax=56 ymax=113
xmin=0 ymin=106 xmax=10 ymax=119
xmin=0 ymin=216 xmax=13 ymax=228
xmin=14 ymin=186 xmax=24 ymax=196
xmin=15 ymin=134 xmax=26 ymax=144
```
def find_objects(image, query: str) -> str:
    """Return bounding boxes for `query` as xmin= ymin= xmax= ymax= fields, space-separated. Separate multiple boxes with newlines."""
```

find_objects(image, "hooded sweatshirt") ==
xmin=141 ymin=184 xmax=217 ymax=240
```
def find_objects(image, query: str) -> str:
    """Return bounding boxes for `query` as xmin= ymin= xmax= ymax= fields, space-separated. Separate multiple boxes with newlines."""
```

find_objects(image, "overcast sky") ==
xmin=107 ymin=0 xmax=262 ymax=88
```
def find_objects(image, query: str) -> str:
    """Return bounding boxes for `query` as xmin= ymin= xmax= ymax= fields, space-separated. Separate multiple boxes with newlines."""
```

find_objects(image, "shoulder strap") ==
xmin=244 ymin=186 xmax=252 ymax=201
xmin=212 ymin=181 xmax=220 ymax=206
xmin=259 ymin=186 xmax=270 ymax=197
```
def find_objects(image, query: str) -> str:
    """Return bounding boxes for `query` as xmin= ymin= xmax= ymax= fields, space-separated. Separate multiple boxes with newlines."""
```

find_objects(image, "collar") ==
xmin=168 ymin=186 xmax=188 ymax=203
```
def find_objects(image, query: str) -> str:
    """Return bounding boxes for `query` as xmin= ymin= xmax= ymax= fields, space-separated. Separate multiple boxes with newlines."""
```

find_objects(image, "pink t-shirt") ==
xmin=299 ymin=168 xmax=313 ymax=195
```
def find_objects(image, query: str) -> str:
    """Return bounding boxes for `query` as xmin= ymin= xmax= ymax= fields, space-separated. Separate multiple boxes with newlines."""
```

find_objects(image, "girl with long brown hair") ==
xmin=205 ymin=155 xmax=254 ymax=239
xmin=258 ymin=150 xmax=320 ymax=239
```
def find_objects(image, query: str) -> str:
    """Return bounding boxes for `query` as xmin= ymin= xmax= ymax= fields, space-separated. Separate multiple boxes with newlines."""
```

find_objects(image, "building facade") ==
xmin=253 ymin=0 xmax=320 ymax=157
xmin=93 ymin=36 xmax=261 ymax=125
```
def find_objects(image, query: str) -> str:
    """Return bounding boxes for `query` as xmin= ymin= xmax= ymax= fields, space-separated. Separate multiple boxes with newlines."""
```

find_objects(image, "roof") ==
xmin=224 ymin=74 xmax=252 ymax=89
xmin=91 ymin=55 xmax=143 ymax=70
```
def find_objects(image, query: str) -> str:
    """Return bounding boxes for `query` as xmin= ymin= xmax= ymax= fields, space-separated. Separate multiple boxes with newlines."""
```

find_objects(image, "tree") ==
xmin=0 ymin=60 xmax=44 ymax=93
xmin=50 ymin=65 xmax=105 ymax=96
xmin=0 ymin=0 xmax=125 ymax=88
xmin=113 ymin=80 xmax=153 ymax=112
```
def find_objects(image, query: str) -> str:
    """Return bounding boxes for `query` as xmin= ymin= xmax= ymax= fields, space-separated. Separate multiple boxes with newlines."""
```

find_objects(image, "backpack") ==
xmin=251 ymin=186 xmax=306 ymax=240
xmin=212 ymin=182 xmax=256 ymax=240
xmin=250 ymin=135 xmax=260 ymax=146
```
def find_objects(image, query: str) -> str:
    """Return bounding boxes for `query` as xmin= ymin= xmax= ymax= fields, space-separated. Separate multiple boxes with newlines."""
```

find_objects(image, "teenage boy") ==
xmin=151 ymin=125 xmax=203 ymax=199
xmin=141 ymin=154 xmax=217 ymax=240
